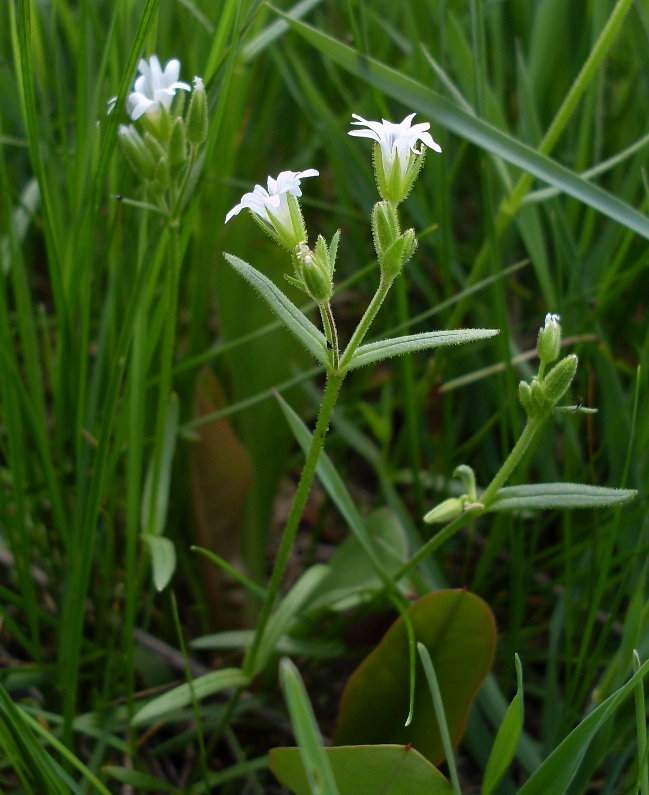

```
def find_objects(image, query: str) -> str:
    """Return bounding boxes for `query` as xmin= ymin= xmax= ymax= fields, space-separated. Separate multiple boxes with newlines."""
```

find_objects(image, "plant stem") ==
xmin=243 ymin=371 xmax=344 ymax=677
xmin=339 ymin=275 xmax=393 ymax=371
xmin=393 ymin=417 xmax=542 ymax=581
xmin=320 ymin=301 xmax=339 ymax=371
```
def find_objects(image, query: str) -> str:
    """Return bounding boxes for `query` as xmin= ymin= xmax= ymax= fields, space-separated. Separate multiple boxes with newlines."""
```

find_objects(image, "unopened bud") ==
xmin=423 ymin=497 xmax=465 ymax=524
xmin=371 ymin=200 xmax=400 ymax=259
xmin=295 ymin=242 xmax=333 ymax=304
xmin=186 ymin=76 xmax=208 ymax=145
xmin=541 ymin=354 xmax=578 ymax=407
xmin=537 ymin=313 xmax=562 ymax=365
xmin=118 ymin=125 xmax=157 ymax=180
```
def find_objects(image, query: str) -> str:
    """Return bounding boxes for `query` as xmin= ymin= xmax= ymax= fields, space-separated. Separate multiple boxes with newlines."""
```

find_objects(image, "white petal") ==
xmin=162 ymin=59 xmax=181 ymax=87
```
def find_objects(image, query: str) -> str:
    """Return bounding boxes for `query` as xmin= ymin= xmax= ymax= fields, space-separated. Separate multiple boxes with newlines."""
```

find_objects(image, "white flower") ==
xmin=349 ymin=112 xmax=441 ymax=164
xmin=126 ymin=55 xmax=191 ymax=121
xmin=349 ymin=113 xmax=441 ymax=204
xmin=225 ymin=169 xmax=318 ymax=248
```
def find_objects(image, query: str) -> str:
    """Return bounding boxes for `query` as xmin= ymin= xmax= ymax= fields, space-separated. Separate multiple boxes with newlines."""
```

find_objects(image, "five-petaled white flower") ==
xmin=349 ymin=113 xmax=441 ymax=204
xmin=108 ymin=56 xmax=192 ymax=120
xmin=126 ymin=56 xmax=191 ymax=120
xmin=225 ymin=169 xmax=318 ymax=249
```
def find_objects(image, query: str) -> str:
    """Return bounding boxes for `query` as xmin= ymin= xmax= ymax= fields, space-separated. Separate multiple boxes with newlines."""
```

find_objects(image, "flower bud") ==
xmin=537 ymin=313 xmax=562 ymax=365
xmin=294 ymin=242 xmax=333 ymax=304
xmin=540 ymin=354 xmax=578 ymax=407
xmin=423 ymin=497 xmax=465 ymax=524
xmin=379 ymin=229 xmax=417 ymax=282
xmin=186 ymin=76 xmax=208 ymax=145
xmin=118 ymin=125 xmax=157 ymax=180
xmin=518 ymin=380 xmax=532 ymax=413
xmin=371 ymin=200 xmax=400 ymax=259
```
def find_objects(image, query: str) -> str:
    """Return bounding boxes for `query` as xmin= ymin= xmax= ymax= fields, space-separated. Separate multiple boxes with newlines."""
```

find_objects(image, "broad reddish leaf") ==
xmin=334 ymin=589 xmax=496 ymax=764
xmin=270 ymin=744 xmax=454 ymax=794
xmin=191 ymin=368 xmax=253 ymax=630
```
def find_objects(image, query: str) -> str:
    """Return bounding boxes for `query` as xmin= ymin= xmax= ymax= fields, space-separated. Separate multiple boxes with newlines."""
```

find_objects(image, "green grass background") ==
xmin=0 ymin=0 xmax=648 ymax=791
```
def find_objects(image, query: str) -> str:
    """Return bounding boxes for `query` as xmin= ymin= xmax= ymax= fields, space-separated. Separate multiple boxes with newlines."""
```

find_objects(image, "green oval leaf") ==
xmin=270 ymin=745 xmax=454 ymax=795
xmin=487 ymin=483 xmax=637 ymax=512
xmin=334 ymin=590 xmax=496 ymax=764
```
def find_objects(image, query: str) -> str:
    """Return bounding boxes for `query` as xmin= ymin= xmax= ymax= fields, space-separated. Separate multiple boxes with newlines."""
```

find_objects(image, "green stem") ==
xmin=478 ymin=418 xmax=541 ymax=507
xmin=243 ymin=372 xmax=344 ymax=677
xmin=393 ymin=417 xmax=543 ymax=582
xmin=339 ymin=276 xmax=393 ymax=371
xmin=319 ymin=301 xmax=339 ymax=371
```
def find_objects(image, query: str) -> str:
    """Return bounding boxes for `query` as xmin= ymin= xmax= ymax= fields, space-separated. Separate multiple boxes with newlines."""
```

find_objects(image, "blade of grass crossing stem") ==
xmin=274 ymin=392 xmax=403 ymax=599
xmin=417 ymin=643 xmax=462 ymax=795
xmin=279 ymin=658 xmax=340 ymax=795
xmin=170 ymin=592 xmax=209 ymax=791
xmin=633 ymin=651 xmax=649 ymax=795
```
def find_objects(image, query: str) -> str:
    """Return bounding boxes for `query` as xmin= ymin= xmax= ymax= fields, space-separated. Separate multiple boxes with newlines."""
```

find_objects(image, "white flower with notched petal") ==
xmin=107 ymin=56 xmax=190 ymax=122
xmin=349 ymin=113 xmax=441 ymax=204
xmin=225 ymin=169 xmax=318 ymax=250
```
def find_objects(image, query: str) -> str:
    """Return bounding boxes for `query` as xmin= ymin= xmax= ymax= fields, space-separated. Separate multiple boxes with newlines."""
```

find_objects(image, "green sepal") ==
xmin=541 ymin=354 xmax=578 ymax=407
xmin=168 ymin=116 xmax=187 ymax=168
xmin=154 ymin=155 xmax=170 ymax=190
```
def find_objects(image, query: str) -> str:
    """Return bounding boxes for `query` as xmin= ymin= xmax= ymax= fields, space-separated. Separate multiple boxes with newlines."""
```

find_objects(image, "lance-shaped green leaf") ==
xmin=224 ymin=253 xmax=329 ymax=366
xmin=141 ymin=535 xmax=177 ymax=593
xmin=347 ymin=329 xmax=499 ymax=371
xmin=131 ymin=668 xmax=250 ymax=726
xmin=486 ymin=483 xmax=637 ymax=512
xmin=273 ymin=11 xmax=649 ymax=241
xmin=518 ymin=656 xmax=649 ymax=794
xmin=279 ymin=658 xmax=340 ymax=795
xmin=481 ymin=654 xmax=524 ymax=795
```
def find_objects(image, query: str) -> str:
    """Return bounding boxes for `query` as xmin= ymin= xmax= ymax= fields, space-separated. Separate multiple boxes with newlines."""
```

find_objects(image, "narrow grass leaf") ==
xmin=519 ymin=656 xmax=649 ymax=794
xmin=142 ymin=535 xmax=177 ymax=592
xmin=255 ymin=565 xmax=330 ymax=676
xmin=481 ymin=654 xmax=524 ymax=795
xmin=417 ymin=643 xmax=462 ymax=795
xmin=273 ymin=10 xmax=649 ymax=240
xmin=279 ymin=658 xmax=340 ymax=795
xmin=131 ymin=668 xmax=250 ymax=726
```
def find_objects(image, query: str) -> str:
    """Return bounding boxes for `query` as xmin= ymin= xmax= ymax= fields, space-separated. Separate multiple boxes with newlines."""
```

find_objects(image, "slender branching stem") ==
xmin=243 ymin=371 xmax=345 ymax=676
xmin=339 ymin=276 xmax=394 ymax=371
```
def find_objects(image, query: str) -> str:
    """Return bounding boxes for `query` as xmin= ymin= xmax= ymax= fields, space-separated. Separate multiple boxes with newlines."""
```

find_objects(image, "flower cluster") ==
xmin=112 ymin=56 xmax=207 ymax=202
xmin=519 ymin=314 xmax=578 ymax=420
xmin=225 ymin=111 xmax=440 ymax=298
